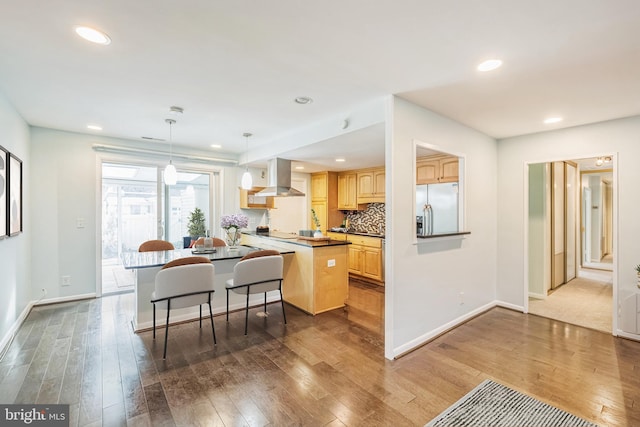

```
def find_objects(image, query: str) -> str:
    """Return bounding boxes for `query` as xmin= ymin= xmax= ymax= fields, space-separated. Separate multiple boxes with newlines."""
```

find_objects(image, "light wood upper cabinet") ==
xmin=239 ymin=187 xmax=275 ymax=209
xmin=309 ymin=171 xmax=342 ymax=232
xmin=311 ymin=173 xmax=328 ymax=201
xmin=439 ymin=157 xmax=459 ymax=183
xmin=338 ymin=172 xmax=358 ymax=210
xmin=356 ymin=167 xmax=385 ymax=203
xmin=416 ymin=155 xmax=459 ymax=184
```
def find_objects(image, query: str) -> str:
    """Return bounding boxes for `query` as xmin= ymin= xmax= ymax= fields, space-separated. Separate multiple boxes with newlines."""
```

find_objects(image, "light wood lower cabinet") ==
xmin=328 ymin=232 xmax=384 ymax=283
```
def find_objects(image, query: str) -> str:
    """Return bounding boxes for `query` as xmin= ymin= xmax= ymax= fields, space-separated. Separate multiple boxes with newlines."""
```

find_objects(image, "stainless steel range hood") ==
xmin=255 ymin=158 xmax=305 ymax=197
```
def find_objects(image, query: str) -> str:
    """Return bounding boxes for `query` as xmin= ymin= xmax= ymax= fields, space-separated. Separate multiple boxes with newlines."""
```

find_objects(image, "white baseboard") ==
xmin=0 ymin=301 xmax=34 ymax=360
xmin=528 ymin=292 xmax=546 ymax=300
xmin=2 ymin=293 xmax=98 ymax=358
xmin=495 ymin=300 xmax=525 ymax=312
xmin=392 ymin=301 xmax=496 ymax=358
xmin=33 ymin=293 xmax=97 ymax=306
xmin=614 ymin=330 xmax=640 ymax=342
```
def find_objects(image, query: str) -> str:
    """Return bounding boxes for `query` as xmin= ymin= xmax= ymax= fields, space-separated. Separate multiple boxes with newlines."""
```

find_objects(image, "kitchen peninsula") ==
xmin=241 ymin=231 xmax=351 ymax=315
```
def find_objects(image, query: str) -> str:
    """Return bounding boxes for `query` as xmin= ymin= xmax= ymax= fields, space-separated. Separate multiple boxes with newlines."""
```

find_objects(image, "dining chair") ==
xmin=225 ymin=250 xmax=285 ymax=335
xmin=138 ymin=239 xmax=175 ymax=252
xmin=151 ymin=256 xmax=216 ymax=359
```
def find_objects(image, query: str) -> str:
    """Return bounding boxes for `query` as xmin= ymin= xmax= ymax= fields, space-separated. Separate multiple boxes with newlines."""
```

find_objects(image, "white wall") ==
xmin=30 ymin=127 xmax=238 ymax=300
xmin=0 ymin=92 xmax=31 ymax=351
xmin=497 ymin=115 xmax=640 ymax=336
xmin=386 ymin=96 xmax=498 ymax=359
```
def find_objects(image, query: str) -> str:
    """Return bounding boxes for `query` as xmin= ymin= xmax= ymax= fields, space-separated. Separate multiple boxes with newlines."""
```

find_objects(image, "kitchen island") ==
xmin=122 ymin=244 xmax=294 ymax=331
xmin=242 ymin=232 xmax=351 ymax=315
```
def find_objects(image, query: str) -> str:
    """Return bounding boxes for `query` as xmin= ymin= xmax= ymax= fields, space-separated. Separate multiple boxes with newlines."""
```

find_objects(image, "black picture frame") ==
xmin=8 ymin=152 xmax=22 ymax=236
xmin=0 ymin=145 xmax=7 ymax=239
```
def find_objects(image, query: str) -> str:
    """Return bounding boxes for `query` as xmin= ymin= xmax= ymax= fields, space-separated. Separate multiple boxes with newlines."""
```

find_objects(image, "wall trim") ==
xmin=33 ymin=293 xmax=97 ymax=307
xmin=496 ymin=300 xmax=525 ymax=312
xmin=392 ymin=301 xmax=499 ymax=359
xmin=528 ymin=292 xmax=546 ymax=300
xmin=614 ymin=330 xmax=640 ymax=342
xmin=0 ymin=301 xmax=34 ymax=361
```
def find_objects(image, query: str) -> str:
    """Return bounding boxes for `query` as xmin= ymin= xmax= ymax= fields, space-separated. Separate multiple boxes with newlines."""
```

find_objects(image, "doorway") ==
xmin=100 ymin=161 xmax=216 ymax=295
xmin=527 ymin=156 xmax=615 ymax=333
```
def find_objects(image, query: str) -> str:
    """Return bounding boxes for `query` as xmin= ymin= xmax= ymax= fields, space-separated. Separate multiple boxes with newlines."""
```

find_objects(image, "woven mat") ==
xmin=426 ymin=379 xmax=598 ymax=427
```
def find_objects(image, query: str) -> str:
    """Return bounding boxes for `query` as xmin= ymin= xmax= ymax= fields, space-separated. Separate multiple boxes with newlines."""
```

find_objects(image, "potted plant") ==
xmin=221 ymin=213 xmax=249 ymax=248
xmin=636 ymin=264 xmax=640 ymax=288
xmin=185 ymin=207 xmax=207 ymax=247
xmin=311 ymin=208 xmax=322 ymax=237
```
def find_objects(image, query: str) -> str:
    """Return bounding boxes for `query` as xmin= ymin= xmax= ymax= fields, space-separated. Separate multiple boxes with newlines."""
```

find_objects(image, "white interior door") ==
xmin=565 ymin=163 xmax=577 ymax=282
xmin=551 ymin=162 xmax=565 ymax=289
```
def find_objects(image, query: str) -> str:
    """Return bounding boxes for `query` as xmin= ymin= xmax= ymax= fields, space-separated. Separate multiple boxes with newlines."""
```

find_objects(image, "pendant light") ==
xmin=164 ymin=118 xmax=177 ymax=186
xmin=241 ymin=132 xmax=253 ymax=190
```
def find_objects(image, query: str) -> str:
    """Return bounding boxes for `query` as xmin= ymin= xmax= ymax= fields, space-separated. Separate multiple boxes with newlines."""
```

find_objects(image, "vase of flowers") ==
xmin=221 ymin=213 xmax=249 ymax=248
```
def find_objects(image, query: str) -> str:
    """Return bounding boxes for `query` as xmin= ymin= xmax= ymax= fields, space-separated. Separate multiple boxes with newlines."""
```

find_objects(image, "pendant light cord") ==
xmin=166 ymin=118 xmax=176 ymax=164
xmin=243 ymin=132 xmax=252 ymax=170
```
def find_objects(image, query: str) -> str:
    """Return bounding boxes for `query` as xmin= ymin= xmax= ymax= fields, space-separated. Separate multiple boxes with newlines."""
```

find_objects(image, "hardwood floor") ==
xmin=1 ymin=294 xmax=639 ymax=426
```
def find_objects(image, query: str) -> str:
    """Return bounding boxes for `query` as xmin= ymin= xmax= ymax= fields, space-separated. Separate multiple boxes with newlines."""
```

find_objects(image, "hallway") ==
xmin=528 ymin=268 xmax=613 ymax=333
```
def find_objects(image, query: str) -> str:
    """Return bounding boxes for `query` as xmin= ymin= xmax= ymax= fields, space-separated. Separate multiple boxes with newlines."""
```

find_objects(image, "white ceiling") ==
xmin=1 ymin=1 xmax=639 ymax=170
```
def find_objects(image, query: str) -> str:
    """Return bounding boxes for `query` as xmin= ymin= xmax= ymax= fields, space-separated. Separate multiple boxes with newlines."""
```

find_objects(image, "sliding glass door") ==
xmin=101 ymin=161 xmax=215 ymax=295
xmin=165 ymin=171 xmax=212 ymax=248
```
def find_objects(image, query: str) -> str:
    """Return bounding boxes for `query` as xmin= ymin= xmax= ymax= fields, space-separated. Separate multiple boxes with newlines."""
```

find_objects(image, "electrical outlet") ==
xmin=459 ymin=291 xmax=465 ymax=305
xmin=41 ymin=288 xmax=47 ymax=296
xmin=327 ymin=259 xmax=336 ymax=267
xmin=61 ymin=276 xmax=71 ymax=287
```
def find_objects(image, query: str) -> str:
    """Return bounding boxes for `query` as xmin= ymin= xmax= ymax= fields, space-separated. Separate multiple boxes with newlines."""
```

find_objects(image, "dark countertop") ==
xmin=416 ymin=231 xmax=471 ymax=239
xmin=328 ymin=230 xmax=385 ymax=239
xmin=122 ymin=245 xmax=295 ymax=269
xmin=244 ymin=231 xmax=352 ymax=248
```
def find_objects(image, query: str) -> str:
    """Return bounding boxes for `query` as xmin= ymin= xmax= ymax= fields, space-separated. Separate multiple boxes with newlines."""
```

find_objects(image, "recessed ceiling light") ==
xmin=477 ymin=59 xmax=503 ymax=72
xmin=335 ymin=158 xmax=346 ymax=162
xmin=294 ymin=96 xmax=313 ymax=105
xmin=210 ymin=144 xmax=222 ymax=149
xmin=86 ymin=124 xmax=102 ymax=131
xmin=543 ymin=117 xmax=563 ymax=124
xmin=295 ymin=166 xmax=305 ymax=170
xmin=74 ymin=26 xmax=111 ymax=45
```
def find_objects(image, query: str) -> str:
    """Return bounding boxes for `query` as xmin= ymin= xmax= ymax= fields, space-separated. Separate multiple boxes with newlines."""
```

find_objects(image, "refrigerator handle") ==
xmin=423 ymin=204 xmax=433 ymax=236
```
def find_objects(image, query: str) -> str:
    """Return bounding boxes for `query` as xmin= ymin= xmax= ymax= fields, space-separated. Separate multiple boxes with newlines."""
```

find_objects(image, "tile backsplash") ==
xmin=346 ymin=203 xmax=385 ymax=234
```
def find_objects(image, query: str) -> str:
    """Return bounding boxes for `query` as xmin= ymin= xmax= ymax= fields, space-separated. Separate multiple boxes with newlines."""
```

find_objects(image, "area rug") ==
xmin=426 ymin=379 xmax=598 ymax=427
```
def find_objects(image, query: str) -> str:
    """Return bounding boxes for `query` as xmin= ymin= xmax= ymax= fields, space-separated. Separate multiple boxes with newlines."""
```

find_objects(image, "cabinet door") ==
xmin=416 ymin=160 xmax=440 ymax=184
xmin=357 ymin=172 xmax=374 ymax=198
xmin=373 ymin=169 xmax=385 ymax=196
xmin=348 ymin=245 xmax=362 ymax=273
xmin=311 ymin=201 xmax=327 ymax=232
xmin=439 ymin=158 xmax=459 ymax=183
xmin=338 ymin=173 xmax=358 ymax=210
xmin=338 ymin=174 xmax=349 ymax=209
xmin=311 ymin=173 xmax=328 ymax=201
xmin=362 ymin=247 xmax=382 ymax=281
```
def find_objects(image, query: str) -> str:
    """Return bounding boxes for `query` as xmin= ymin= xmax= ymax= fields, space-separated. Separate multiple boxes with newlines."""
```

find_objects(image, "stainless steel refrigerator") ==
xmin=416 ymin=182 xmax=459 ymax=235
